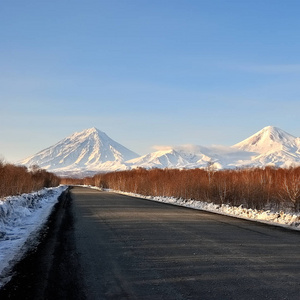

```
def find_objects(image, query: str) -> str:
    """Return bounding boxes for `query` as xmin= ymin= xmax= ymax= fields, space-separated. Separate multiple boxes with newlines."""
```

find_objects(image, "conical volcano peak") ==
xmin=85 ymin=127 xmax=98 ymax=134
xmin=19 ymin=126 xmax=300 ymax=175
xmin=20 ymin=128 xmax=139 ymax=173
xmin=75 ymin=127 xmax=104 ymax=137
xmin=262 ymin=125 xmax=278 ymax=131
xmin=259 ymin=126 xmax=295 ymax=140
xmin=260 ymin=125 xmax=279 ymax=135
xmin=233 ymin=126 xmax=297 ymax=153
xmin=69 ymin=128 xmax=111 ymax=146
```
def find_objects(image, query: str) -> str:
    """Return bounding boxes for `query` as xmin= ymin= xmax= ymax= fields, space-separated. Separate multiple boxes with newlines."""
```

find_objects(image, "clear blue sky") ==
xmin=1 ymin=0 xmax=300 ymax=162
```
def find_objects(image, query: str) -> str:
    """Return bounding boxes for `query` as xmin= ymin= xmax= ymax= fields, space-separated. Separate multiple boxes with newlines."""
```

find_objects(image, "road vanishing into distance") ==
xmin=1 ymin=186 xmax=300 ymax=299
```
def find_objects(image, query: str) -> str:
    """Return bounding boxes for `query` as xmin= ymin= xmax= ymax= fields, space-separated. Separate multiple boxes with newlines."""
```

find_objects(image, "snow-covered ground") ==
xmin=89 ymin=187 xmax=300 ymax=231
xmin=0 ymin=185 xmax=67 ymax=288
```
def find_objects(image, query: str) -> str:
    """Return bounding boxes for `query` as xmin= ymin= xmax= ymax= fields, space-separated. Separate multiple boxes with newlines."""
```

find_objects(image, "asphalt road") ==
xmin=1 ymin=186 xmax=300 ymax=299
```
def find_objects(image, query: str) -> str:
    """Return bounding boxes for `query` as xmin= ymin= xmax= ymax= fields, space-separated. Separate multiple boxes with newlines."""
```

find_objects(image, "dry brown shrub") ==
xmin=0 ymin=162 xmax=61 ymax=198
xmin=62 ymin=166 xmax=300 ymax=212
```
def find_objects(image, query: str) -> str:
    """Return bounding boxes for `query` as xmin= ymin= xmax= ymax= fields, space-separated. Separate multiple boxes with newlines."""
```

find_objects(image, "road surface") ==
xmin=0 ymin=186 xmax=300 ymax=299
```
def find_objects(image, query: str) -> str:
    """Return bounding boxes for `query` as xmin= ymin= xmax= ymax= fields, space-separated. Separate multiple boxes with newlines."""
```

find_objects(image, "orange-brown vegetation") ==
xmin=62 ymin=167 xmax=300 ymax=212
xmin=0 ymin=161 xmax=61 ymax=198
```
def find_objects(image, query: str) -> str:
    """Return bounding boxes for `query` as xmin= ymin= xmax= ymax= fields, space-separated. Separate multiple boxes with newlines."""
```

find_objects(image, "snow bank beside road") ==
xmin=0 ymin=185 xmax=67 ymax=287
xmin=98 ymin=188 xmax=300 ymax=231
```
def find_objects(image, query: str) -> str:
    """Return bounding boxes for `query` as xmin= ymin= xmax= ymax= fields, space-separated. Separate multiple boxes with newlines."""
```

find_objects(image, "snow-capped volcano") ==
xmin=20 ymin=127 xmax=139 ymax=174
xmin=233 ymin=126 xmax=297 ymax=153
xmin=127 ymin=126 xmax=300 ymax=170
xmin=232 ymin=126 xmax=300 ymax=168
xmin=19 ymin=126 xmax=300 ymax=176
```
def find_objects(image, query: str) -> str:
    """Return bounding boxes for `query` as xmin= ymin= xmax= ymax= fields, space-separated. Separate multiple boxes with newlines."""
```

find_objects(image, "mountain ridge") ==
xmin=19 ymin=126 xmax=300 ymax=176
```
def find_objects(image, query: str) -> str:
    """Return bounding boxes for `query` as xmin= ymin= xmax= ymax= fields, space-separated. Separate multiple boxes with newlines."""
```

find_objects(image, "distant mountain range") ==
xmin=19 ymin=126 xmax=300 ymax=176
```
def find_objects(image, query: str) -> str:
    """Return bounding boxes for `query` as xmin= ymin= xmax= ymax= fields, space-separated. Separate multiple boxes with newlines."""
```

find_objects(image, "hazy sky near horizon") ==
xmin=1 ymin=0 xmax=300 ymax=162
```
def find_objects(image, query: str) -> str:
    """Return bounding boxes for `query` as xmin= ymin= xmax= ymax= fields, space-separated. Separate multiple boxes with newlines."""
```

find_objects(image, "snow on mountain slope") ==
xmin=175 ymin=144 xmax=255 ymax=169
xmin=126 ymin=144 xmax=238 ymax=170
xmin=174 ymin=145 xmax=222 ymax=169
xmin=127 ymin=144 xmax=251 ymax=170
xmin=233 ymin=126 xmax=297 ymax=153
xmin=20 ymin=128 xmax=139 ymax=173
xmin=19 ymin=126 xmax=300 ymax=175
xmin=127 ymin=148 xmax=192 ymax=169
xmin=127 ymin=126 xmax=300 ymax=170
xmin=232 ymin=126 xmax=300 ymax=168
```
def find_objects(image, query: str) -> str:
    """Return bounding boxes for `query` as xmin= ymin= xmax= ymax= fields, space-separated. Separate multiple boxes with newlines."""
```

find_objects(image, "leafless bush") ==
xmin=0 ymin=160 xmax=60 ymax=198
xmin=63 ymin=166 xmax=300 ymax=213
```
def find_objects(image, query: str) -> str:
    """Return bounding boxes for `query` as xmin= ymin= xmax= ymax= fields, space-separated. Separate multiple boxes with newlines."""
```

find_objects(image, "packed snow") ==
xmin=88 ymin=187 xmax=300 ymax=231
xmin=19 ymin=126 xmax=300 ymax=176
xmin=0 ymin=185 xmax=67 ymax=287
